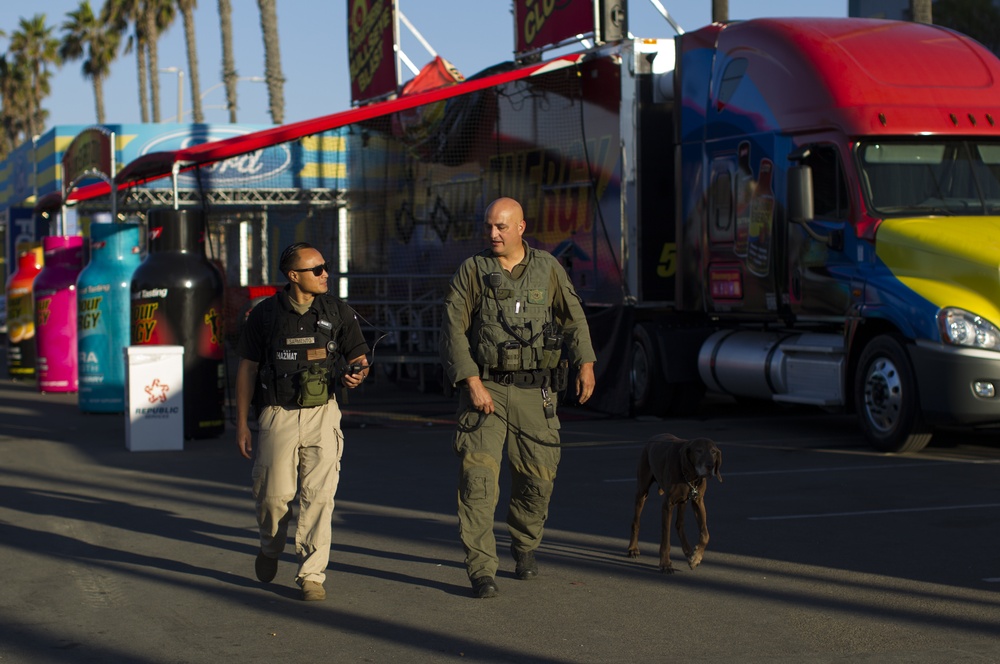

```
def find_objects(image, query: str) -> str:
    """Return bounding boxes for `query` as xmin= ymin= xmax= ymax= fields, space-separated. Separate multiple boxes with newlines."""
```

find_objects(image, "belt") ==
xmin=275 ymin=396 xmax=334 ymax=411
xmin=489 ymin=369 xmax=550 ymax=388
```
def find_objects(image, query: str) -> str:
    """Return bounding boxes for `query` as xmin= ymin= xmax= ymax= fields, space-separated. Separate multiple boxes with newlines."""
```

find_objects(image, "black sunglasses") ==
xmin=290 ymin=262 xmax=329 ymax=277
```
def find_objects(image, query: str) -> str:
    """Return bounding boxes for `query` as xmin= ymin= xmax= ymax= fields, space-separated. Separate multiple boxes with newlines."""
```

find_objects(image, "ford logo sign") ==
xmin=139 ymin=127 xmax=292 ymax=184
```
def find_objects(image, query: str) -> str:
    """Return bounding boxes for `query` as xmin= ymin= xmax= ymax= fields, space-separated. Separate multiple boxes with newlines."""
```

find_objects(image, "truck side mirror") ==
xmin=788 ymin=165 xmax=814 ymax=224
xmin=786 ymin=164 xmax=841 ymax=250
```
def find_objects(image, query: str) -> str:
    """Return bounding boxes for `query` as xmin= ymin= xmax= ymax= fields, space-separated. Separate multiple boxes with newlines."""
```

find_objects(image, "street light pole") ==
xmin=159 ymin=67 xmax=184 ymax=123
xmin=155 ymin=74 xmax=265 ymax=123
xmin=199 ymin=76 xmax=265 ymax=103
xmin=184 ymin=76 xmax=266 ymax=123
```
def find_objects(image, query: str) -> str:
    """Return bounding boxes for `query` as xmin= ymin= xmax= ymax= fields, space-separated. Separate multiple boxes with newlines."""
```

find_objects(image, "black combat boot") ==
xmin=510 ymin=544 xmax=538 ymax=580
xmin=472 ymin=576 xmax=499 ymax=598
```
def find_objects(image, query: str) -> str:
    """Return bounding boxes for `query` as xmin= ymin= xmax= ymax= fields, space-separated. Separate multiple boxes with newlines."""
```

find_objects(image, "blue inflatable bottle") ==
xmin=77 ymin=222 xmax=142 ymax=412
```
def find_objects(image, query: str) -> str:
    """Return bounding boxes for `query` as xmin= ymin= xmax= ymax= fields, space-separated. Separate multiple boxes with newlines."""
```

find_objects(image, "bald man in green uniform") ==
xmin=441 ymin=197 xmax=597 ymax=599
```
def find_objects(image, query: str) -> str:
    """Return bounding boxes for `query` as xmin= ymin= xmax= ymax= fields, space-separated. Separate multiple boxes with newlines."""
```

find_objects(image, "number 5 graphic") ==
xmin=657 ymin=242 xmax=677 ymax=278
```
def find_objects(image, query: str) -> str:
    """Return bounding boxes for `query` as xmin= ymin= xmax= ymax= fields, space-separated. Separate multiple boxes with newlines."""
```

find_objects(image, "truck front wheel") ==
xmin=854 ymin=335 xmax=932 ymax=453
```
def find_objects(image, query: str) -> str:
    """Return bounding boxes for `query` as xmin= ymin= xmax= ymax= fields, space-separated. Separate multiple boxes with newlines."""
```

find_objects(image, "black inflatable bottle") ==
xmin=130 ymin=208 xmax=225 ymax=439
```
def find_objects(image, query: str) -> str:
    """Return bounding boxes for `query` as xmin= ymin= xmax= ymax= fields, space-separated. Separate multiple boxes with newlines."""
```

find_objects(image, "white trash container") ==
xmin=125 ymin=345 xmax=185 ymax=451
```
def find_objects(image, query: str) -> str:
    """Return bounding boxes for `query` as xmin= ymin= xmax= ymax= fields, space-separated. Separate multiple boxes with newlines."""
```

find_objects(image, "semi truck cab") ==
xmin=677 ymin=18 xmax=1000 ymax=452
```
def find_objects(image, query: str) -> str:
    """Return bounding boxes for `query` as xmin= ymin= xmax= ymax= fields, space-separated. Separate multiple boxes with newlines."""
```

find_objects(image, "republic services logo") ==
xmin=144 ymin=378 xmax=170 ymax=403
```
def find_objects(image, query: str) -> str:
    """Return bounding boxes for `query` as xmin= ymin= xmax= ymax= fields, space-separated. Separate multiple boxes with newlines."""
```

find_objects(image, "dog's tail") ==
xmin=635 ymin=446 xmax=656 ymax=495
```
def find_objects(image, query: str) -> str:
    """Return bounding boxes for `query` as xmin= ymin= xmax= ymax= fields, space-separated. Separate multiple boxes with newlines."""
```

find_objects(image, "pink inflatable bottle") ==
xmin=34 ymin=235 xmax=85 ymax=393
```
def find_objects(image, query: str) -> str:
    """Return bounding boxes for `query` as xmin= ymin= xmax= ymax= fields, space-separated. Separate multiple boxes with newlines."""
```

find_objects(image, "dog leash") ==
xmin=456 ymin=410 xmax=563 ymax=448
xmin=458 ymin=417 xmax=714 ymax=496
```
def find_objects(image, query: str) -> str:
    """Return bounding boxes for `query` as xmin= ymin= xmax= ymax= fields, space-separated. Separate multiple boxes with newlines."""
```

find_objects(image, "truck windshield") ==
xmin=859 ymin=140 xmax=1000 ymax=216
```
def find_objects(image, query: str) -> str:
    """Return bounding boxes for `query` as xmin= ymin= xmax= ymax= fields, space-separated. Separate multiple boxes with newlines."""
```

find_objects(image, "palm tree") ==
xmin=60 ymin=1 xmax=121 ymax=124
xmin=257 ymin=0 xmax=284 ymax=124
xmin=177 ymin=0 xmax=203 ymax=123
xmin=712 ymin=0 xmax=728 ymax=23
xmin=102 ymin=0 xmax=150 ymax=122
xmin=0 ymin=54 xmax=31 ymax=158
xmin=9 ymin=14 xmax=61 ymax=139
xmin=934 ymin=0 xmax=1000 ymax=53
xmin=103 ymin=0 xmax=177 ymax=123
xmin=217 ymin=0 xmax=238 ymax=122
xmin=145 ymin=0 xmax=176 ymax=122
xmin=0 ymin=30 xmax=13 ymax=156
xmin=911 ymin=0 xmax=933 ymax=24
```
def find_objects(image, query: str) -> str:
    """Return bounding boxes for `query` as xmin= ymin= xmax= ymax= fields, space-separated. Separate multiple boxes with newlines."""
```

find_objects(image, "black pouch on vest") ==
xmin=541 ymin=325 xmax=563 ymax=369
xmin=255 ymin=364 xmax=276 ymax=411
xmin=551 ymin=359 xmax=569 ymax=393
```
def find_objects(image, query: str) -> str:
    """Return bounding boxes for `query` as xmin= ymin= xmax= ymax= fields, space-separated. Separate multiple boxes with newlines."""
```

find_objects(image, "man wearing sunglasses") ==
xmin=235 ymin=241 xmax=370 ymax=601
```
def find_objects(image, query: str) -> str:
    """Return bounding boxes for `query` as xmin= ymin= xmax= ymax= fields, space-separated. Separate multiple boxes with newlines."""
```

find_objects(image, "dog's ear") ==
xmin=680 ymin=442 xmax=695 ymax=479
xmin=713 ymin=446 xmax=723 ymax=482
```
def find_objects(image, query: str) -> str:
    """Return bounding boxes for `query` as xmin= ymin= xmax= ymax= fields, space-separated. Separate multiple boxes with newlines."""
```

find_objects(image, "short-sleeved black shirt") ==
xmin=237 ymin=287 xmax=370 ymax=365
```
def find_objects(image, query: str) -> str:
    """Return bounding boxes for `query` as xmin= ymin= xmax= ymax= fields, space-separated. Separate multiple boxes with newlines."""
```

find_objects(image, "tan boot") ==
xmin=301 ymin=580 xmax=326 ymax=601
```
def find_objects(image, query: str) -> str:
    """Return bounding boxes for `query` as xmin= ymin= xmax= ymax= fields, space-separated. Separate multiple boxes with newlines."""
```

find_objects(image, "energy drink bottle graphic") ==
xmin=746 ymin=158 xmax=774 ymax=277
xmin=733 ymin=141 xmax=755 ymax=258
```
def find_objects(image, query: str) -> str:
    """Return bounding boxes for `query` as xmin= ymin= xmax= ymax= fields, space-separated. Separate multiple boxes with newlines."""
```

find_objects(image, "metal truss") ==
xmin=77 ymin=187 xmax=345 ymax=213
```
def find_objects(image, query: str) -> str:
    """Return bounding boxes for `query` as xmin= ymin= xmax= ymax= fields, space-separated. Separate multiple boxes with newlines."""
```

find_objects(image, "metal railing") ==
xmin=337 ymin=272 xmax=452 ymax=391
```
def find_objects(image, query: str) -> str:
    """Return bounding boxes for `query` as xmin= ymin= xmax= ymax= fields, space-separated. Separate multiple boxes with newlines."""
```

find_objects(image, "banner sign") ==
xmin=348 ymin=0 xmax=398 ymax=105
xmin=135 ymin=126 xmax=346 ymax=191
xmin=0 ymin=123 xmax=350 ymax=212
xmin=62 ymin=127 xmax=113 ymax=192
xmin=5 ymin=207 xmax=46 ymax=264
xmin=5 ymin=140 xmax=36 ymax=206
xmin=515 ymin=0 xmax=595 ymax=56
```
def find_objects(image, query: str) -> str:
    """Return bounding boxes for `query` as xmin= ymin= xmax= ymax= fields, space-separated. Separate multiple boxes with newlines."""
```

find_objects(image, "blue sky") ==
xmin=0 ymin=1 xmax=847 ymax=129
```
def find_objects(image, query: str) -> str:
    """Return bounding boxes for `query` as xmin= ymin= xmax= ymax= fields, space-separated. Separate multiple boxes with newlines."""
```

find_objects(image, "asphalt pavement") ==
xmin=2 ymin=362 xmax=1000 ymax=663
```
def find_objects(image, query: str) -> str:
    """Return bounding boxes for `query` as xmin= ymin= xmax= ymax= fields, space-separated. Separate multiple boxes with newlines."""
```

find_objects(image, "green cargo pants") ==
xmin=453 ymin=379 xmax=561 ymax=581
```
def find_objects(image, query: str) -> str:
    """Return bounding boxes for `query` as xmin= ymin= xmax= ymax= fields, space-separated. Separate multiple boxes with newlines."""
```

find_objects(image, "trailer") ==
xmin=49 ymin=17 xmax=1000 ymax=454
xmin=342 ymin=17 xmax=1000 ymax=453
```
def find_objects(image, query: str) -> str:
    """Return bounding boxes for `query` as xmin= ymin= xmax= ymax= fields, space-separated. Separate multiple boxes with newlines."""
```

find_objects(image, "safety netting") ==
xmin=74 ymin=51 xmax=631 ymax=410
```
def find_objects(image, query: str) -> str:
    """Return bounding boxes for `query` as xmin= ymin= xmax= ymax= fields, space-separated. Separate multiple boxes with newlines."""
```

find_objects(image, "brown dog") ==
xmin=626 ymin=434 xmax=723 ymax=573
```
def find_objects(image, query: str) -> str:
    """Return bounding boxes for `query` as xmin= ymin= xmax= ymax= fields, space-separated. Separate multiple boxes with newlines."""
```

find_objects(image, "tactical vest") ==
xmin=472 ymin=252 xmax=561 ymax=376
xmin=256 ymin=293 xmax=343 ymax=409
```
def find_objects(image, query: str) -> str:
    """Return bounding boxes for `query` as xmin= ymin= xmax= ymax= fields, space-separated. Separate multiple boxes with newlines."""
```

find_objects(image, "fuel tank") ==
xmin=697 ymin=330 xmax=846 ymax=406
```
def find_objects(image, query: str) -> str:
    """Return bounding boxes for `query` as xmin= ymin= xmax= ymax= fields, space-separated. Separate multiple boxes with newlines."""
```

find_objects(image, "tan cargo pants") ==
xmin=252 ymin=399 xmax=344 ymax=586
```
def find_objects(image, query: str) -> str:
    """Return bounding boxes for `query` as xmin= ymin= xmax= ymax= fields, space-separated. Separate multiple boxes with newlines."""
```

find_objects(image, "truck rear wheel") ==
xmin=854 ymin=335 xmax=932 ymax=453
xmin=630 ymin=325 xmax=664 ymax=415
